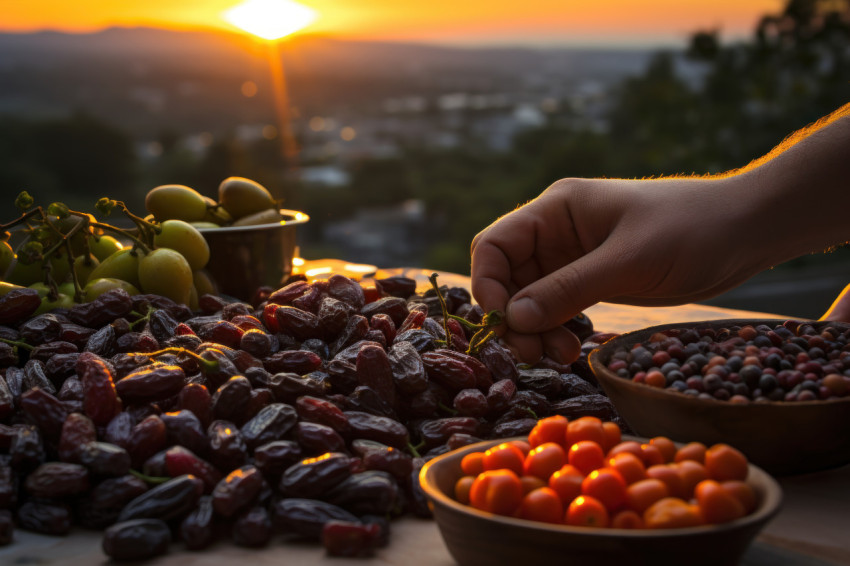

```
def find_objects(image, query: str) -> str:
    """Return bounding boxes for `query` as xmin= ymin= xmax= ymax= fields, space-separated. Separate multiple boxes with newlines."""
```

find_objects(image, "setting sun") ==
xmin=223 ymin=0 xmax=317 ymax=40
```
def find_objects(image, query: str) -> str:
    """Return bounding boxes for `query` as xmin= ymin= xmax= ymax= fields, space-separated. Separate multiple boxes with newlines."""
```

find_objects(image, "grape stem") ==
xmin=134 ymin=346 xmax=220 ymax=373
xmin=426 ymin=272 xmax=504 ymax=356
xmin=0 ymin=337 xmax=33 ymax=351
xmin=129 ymin=469 xmax=172 ymax=485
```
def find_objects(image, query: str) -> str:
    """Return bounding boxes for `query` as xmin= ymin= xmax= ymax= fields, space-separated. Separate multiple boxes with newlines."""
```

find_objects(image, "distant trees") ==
xmin=0 ymin=111 xmax=136 ymax=210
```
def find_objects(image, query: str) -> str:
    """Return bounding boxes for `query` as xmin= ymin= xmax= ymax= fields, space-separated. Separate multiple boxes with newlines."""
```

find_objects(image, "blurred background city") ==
xmin=1 ymin=0 xmax=849 ymax=318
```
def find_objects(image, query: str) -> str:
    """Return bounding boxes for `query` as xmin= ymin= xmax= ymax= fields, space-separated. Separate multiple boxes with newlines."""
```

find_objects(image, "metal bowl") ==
xmin=420 ymin=436 xmax=782 ymax=566
xmin=589 ymin=318 xmax=850 ymax=475
xmin=197 ymin=209 xmax=309 ymax=301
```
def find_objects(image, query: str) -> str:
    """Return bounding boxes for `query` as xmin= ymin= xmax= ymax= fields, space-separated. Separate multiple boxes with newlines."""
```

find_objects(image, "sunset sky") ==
xmin=2 ymin=0 xmax=784 ymax=46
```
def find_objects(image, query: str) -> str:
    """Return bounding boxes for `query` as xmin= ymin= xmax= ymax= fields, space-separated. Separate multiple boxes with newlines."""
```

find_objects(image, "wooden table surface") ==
xmin=2 ymin=272 xmax=848 ymax=565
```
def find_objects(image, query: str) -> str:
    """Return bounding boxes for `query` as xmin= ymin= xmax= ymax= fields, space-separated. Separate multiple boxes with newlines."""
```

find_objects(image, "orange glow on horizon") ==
xmin=0 ymin=1 xmax=783 ymax=46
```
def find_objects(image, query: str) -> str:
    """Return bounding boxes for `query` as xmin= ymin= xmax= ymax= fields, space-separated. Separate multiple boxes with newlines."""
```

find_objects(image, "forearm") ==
xmin=731 ymin=104 xmax=850 ymax=264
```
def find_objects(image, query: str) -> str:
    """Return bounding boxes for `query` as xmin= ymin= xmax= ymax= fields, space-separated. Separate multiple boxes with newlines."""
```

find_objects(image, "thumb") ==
xmin=506 ymin=246 xmax=621 ymax=333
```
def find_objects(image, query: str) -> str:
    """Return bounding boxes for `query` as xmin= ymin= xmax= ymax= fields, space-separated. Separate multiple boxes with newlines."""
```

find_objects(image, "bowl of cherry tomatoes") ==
xmin=419 ymin=416 xmax=781 ymax=566
xmin=588 ymin=319 xmax=850 ymax=475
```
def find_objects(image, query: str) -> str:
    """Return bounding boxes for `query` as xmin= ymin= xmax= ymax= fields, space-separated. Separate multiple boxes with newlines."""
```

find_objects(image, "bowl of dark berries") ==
xmin=589 ymin=319 xmax=850 ymax=475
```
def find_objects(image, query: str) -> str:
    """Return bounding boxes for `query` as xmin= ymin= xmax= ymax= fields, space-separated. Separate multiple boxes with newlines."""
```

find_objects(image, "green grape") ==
xmin=34 ymin=293 xmax=75 ymax=315
xmin=6 ymin=257 xmax=44 ymax=286
xmin=73 ymin=254 xmax=100 ymax=284
xmin=89 ymin=235 xmax=123 ymax=261
xmin=83 ymin=277 xmax=140 ymax=302
xmin=47 ymin=248 xmax=71 ymax=283
xmin=58 ymin=281 xmax=76 ymax=297
xmin=87 ymin=248 xmax=142 ymax=288
xmin=28 ymin=282 xmax=51 ymax=297
xmin=145 ymin=185 xmax=208 ymax=222
xmin=53 ymin=213 xmax=96 ymax=256
xmin=232 ymin=208 xmax=282 ymax=227
xmin=201 ymin=196 xmax=233 ymax=226
xmin=188 ymin=284 xmax=199 ymax=311
xmin=193 ymin=269 xmax=217 ymax=297
xmin=0 ymin=240 xmax=13 ymax=277
xmin=153 ymin=220 xmax=210 ymax=270
xmin=218 ymin=177 xmax=276 ymax=220
xmin=137 ymin=248 xmax=193 ymax=306
xmin=0 ymin=281 xmax=25 ymax=296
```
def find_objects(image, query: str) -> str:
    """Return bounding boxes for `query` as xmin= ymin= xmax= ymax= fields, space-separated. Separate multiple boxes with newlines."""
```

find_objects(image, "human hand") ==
xmin=470 ymin=176 xmax=774 ymax=364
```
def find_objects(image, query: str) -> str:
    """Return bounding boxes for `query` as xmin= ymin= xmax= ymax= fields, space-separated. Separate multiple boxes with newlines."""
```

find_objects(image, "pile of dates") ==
xmin=0 ymin=274 xmax=619 ymax=560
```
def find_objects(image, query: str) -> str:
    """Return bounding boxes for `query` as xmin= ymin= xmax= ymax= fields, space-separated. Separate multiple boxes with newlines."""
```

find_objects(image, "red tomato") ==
xmin=611 ymin=509 xmax=643 ymax=529
xmin=460 ymin=452 xmax=485 ymax=476
xmin=646 ymin=464 xmax=687 ymax=499
xmin=517 ymin=487 xmax=564 ymax=524
xmin=674 ymin=442 xmax=707 ymax=464
xmin=566 ymin=416 xmax=605 ymax=448
xmin=581 ymin=467 xmax=627 ymax=511
xmin=643 ymin=497 xmax=704 ymax=529
xmin=607 ymin=452 xmax=647 ymax=485
xmin=548 ymin=464 xmax=584 ymax=506
xmin=649 ymin=436 xmax=677 ymax=463
xmin=704 ymin=443 xmax=749 ymax=482
xmin=676 ymin=460 xmax=709 ymax=496
xmin=607 ymin=440 xmax=644 ymax=460
xmin=523 ymin=442 xmax=567 ymax=481
xmin=469 ymin=469 xmax=524 ymax=516
xmin=528 ymin=415 xmax=569 ymax=449
xmin=720 ymin=480 xmax=757 ymax=515
xmin=520 ymin=475 xmax=547 ymax=495
xmin=454 ymin=476 xmax=475 ymax=505
xmin=569 ymin=440 xmax=605 ymax=475
xmin=695 ymin=479 xmax=746 ymax=524
xmin=566 ymin=495 xmax=610 ymax=528
xmin=625 ymin=478 xmax=669 ymax=514
xmin=482 ymin=442 xmax=525 ymax=476
xmin=640 ymin=443 xmax=665 ymax=467
xmin=601 ymin=421 xmax=622 ymax=453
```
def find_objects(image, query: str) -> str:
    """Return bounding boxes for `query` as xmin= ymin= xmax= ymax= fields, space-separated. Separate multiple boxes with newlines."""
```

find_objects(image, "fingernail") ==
xmin=507 ymin=297 xmax=543 ymax=332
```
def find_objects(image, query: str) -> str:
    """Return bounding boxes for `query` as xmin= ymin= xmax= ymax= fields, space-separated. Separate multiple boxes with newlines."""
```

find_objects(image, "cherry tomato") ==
xmin=523 ymin=442 xmax=567 ymax=481
xmin=581 ymin=467 xmax=627 ymax=511
xmin=649 ymin=436 xmax=677 ymax=463
xmin=646 ymin=464 xmax=687 ymax=499
xmin=454 ymin=476 xmax=475 ymax=505
xmin=566 ymin=495 xmax=610 ymax=528
xmin=721 ymin=480 xmax=757 ymax=514
xmin=601 ymin=422 xmax=622 ymax=453
xmin=548 ymin=464 xmax=584 ymax=506
xmin=676 ymin=459 xmax=709 ymax=495
xmin=674 ymin=441 xmax=707 ymax=464
xmin=460 ymin=452 xmax=485 ymax=476
xmin=640 ymin=443 xmax=665 ymax=467
xmin=625 ymin=478 xmax=669 ymax=514
xmin=704 ymin=443 xmax=748 ymax=482
xmin=517 ymin=487 xmax=564 ymax=524
xmin=607 ymin=452 xmax=647 ymax=485
xmin=569 ymin=440 xmax=605 ymax=475
xmin=643 ymin=497 xmax=704 ymax=529
xmin=528 ymin=415 xmax=568 ymax=449
xmin=482 ymin=442 xmax=525 ymax=476
xmin=469 ymin=469 xmax=524 ymax=516
xmin=520 ymin=475 xmax=547 ymax=494
xmin=509 ymin=439 xmax=532 ymax=457
xmin=566 ymin=416 xmax=605 ymax=448
xmin=607 ymin=440 xmax=644 ymax=460
xmin=611 ymin=509 xmax=643 ymax=529
xmin=695 ymin=479 xmax=746 ymax=524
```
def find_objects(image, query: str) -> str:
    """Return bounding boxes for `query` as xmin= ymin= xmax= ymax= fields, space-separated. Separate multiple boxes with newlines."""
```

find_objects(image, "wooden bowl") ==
xmin=420 ymin=437 xmax=782 ymax=566
xmin=589 ymin=319 xmax=850 ymax=475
